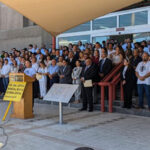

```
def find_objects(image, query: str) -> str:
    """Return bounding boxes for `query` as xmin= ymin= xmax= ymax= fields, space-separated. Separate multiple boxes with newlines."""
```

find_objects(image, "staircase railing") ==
xmin=98 ymin=63 xmax=124 ymax=112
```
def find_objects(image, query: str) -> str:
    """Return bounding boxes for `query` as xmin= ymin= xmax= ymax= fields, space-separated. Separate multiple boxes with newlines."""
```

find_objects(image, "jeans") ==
xmin=0 ymin=78 xmax=4 ymax=93
xmin=2 ymin=77 xmax=9 ymax=92
xmin=137 ymin=84 xmax=150 ymax=108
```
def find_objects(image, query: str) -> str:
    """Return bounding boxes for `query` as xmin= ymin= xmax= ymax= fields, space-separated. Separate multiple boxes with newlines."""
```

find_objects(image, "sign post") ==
xmin=44 ymin=84 xmax=78 ymax=125
xmin=59 ymin=102 xmax=63 ymax=124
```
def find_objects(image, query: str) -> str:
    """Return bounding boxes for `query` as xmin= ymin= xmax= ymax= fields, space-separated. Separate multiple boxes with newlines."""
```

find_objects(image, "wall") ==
xmin=0 ymin=3 xmax=23 ymax=30
xmin=0 ymin=26 xmax=52 ymax=52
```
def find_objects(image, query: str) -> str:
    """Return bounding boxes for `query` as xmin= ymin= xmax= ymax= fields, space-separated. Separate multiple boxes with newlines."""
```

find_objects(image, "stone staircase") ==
xmin=35 ymin=95 xmax=150 ymax=117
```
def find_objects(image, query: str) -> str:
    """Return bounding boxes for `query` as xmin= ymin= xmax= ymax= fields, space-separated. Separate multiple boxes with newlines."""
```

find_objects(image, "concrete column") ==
xmin=52 ymin=36 xmax=56 ymax=49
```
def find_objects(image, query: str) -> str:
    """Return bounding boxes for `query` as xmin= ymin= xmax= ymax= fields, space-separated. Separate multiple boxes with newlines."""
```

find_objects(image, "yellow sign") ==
xmin=3 ymin=82 xmax=26 ymax=102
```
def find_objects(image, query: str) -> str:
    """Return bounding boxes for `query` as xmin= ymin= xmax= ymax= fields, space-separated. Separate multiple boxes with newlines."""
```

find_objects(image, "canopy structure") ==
xmin=0 ymin=0 xmax=141 ymax=36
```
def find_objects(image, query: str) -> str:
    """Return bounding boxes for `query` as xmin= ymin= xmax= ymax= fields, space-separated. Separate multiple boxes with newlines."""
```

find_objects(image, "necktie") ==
xmin=63 ymin=66 xmax=66 ymax=72
xmin=100 ymin=59 xmax=104 ymax=73
xmin=84 ymin=66 xmax=88 ymax=73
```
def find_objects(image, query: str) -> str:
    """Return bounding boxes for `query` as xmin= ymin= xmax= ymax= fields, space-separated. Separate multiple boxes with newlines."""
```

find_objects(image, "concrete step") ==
xmin=35 ymin=99 xmax=150 ymax=117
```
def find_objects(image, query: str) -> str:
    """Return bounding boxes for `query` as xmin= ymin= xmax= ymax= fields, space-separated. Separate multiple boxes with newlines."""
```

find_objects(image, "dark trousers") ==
xmin=33 ymin=80 xmax=39 ymax=98
xmin=32 ymin=80 xmax=39 ymax=108
xmin=2 ymin=77 xmax=9 ymax=92
xmin=0 ymin=78 xmax=4 ymax=93
xmin=123 ymin=83 xmax=133 ymax=107
xmin=133 ymin=77 xmax=138 ymax=96
xmin=50 ymin=77 xmax=59 ymax=88
xmin=81 ymin=85 xmax=93 ymax=110
xmin=137 ymin=84 xmax=150 ymax=108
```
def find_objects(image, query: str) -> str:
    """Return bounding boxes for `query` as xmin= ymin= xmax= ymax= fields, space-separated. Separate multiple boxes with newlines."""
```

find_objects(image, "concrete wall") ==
xmin=0 ymin=26 xmax=52 ymax=52
xmin=0 ymin=3 xmax=23 ymax=30
xmin=0 ymin=3 xmax=52 ymax=52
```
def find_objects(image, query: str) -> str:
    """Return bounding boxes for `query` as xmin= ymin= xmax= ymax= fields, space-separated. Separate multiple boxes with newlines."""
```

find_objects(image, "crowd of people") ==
xmin=0 ymin=38 xmax=150 ymax=112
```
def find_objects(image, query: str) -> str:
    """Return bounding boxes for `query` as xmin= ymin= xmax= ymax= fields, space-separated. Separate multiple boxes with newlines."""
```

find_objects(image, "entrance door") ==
xmin=110 ymin=34 xmax=133 ymax=43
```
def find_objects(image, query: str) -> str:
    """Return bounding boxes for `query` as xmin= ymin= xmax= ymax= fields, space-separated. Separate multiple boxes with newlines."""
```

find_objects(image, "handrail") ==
xmin=98 ymin=63 xmax=124 ymax=113
xmin=102 ymin=63 xmax=123 ymax=82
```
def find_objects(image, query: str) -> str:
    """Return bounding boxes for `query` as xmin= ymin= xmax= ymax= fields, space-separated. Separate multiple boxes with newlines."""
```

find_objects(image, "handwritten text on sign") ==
xmin=3 ymin=82 xmax=26 ymax=102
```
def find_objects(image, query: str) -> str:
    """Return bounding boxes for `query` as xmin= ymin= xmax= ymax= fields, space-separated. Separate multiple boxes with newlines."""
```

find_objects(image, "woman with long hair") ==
xmin=72 ymin=60 xmax=82 ymax=103
xmin=121 ymin=58 xmax=134 ymax=108
xmin=112 ymin=46 xmax=124 ymax=65
xmin=37 ymin=61 xmax=48 ymax=99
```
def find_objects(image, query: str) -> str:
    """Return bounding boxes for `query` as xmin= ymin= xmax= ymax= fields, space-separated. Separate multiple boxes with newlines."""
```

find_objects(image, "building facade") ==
xmin=0 ymin=3 xmax=52 ymax=52
xmin=56 ymin=5 xmax=150 ymax=47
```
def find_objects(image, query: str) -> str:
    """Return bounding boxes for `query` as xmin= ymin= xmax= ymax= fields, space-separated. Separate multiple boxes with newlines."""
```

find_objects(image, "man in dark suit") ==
xmin=68 ymin=51 xmax=76 ymax=69
xmin=80 ymin=58 xmax=97 ymax=112
xmin=98 ymin=50 xmax=112 ymax=80
xmin=58 ymin=59 xmax=72 ymax=84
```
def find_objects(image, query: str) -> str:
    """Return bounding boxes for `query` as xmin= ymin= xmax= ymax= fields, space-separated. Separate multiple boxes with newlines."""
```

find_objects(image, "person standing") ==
xmin=121 ymin=58 xmax=134 ymax=108
xmin=130 ymin=49 xmax=142 ymax=96
xmin=98 ymin=50 xmax=112 ymax=80
xmin=31 ymin=57 xmax=39 ymax=98
xmin=24 ymin=60 xmax=36 ymax=107
xmin=11 ymin=60 xmax=19 ymax=73
xmin=136 ymin=52 xmax=150 ymax=110
xmin=37 ymin=62 xmax=48 ymax=99
xmin=58 ymin=60 xmax=72 ymax=84
xmin=0 ymin=61 xmax=4 ymax=95
xmin=80 ymin=58 xmax=97 ymax=112
xmin=48 ymin=59 xmax=59 ymax=88
xmin=1 ymin=59 xmax=11 ymax=92
xmin=72 ymin=60 xmax=82 ymax=103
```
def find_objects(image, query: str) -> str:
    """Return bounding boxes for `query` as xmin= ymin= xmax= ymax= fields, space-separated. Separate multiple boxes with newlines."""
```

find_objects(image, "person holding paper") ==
xmin=80 ymin=58 xmax=97 ymax=112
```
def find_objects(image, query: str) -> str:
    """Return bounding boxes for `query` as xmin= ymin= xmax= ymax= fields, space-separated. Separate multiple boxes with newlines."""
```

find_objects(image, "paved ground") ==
xmin=0 ymin=102 xmax=150 ymax=150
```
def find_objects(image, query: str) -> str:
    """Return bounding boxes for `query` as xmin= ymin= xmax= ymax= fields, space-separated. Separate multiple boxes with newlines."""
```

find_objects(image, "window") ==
xmin=133 ymin=32 xmax=150 ymax=42
xmin=134 ymin=11 xmax=148 ymax=25
xmin=64 ymin=22 xmax=90 ymax=33
xmin=92 ymin=17 xmax=117 ymax=30
xmin=58 ymin=35 xmax=90 ymax=46
xmin=119 ymin=14 xmax=132 ymax=27
xmin=23 ymin=16 xmax=35 ymax=27
xmin=92 ymin=36 xmax=109 ymax=44
xmin=119 ymin=11 xmax=148 ymax=27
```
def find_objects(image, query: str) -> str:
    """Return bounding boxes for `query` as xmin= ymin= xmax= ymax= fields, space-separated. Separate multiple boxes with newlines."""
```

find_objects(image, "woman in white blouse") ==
xmin=11 ymin=60 xmax=19 ymax=73
xmin=44 ymin=55 xmax=52 ymax=68
xmin=112 ymin=46 xmax=124 ymax=65
xmin=72 ymin=60 xmax=82 ymax=103
xmin=37 ymin=61 xmax=48 ymax=99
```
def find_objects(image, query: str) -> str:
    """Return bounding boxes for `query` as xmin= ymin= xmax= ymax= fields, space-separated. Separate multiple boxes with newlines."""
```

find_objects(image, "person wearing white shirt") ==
xmin=107 ymin=43 xmax=116 ymax=58
xmin=1 ymin=59 xmax=11 ymax=92
xmin=95 ymin=42 xmax=102 ymax=58
xmin=28 ymin=44 xmax=35 ymax=53
xmin=37 ymin=62 xmax=48 ymax=99
xmin=11 ymin=60 xmax=19 ymax=73
xmin=78 ymin=41 xmax=85 ymax=51
xmin=24 ymin=60 xmax=36 ymax=77
xmin=33 ymin=44 xmax=39 ymax=53
xmin=24 ymin=60 xmax=36 ymax=107
xmin=31 ymin=57 xmax=39 ymax=72
xmin=31 ymin=57 xmax=40 ymax=98
xmin=136 ymin=52 xmax=150 ymax=110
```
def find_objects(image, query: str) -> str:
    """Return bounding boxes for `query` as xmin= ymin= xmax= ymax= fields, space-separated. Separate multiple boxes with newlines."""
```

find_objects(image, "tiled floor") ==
xmin=0 ymin=102 xmax=150 ymax=150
